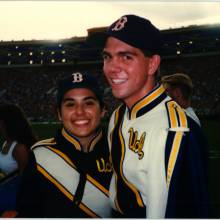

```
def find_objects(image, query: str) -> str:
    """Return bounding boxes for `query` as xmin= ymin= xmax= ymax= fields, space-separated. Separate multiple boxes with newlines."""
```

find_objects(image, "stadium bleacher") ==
xmin=0 ymin=23 xmax=220 ymax=121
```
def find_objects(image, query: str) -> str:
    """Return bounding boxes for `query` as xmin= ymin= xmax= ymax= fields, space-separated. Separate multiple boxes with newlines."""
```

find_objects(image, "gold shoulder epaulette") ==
xmin=165 ymin=100 xmax=189 ymax=132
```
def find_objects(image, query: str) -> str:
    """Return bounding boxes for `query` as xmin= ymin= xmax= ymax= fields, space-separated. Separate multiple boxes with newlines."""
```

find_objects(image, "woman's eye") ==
xmin=65 ymin=102 xmax=75 ymax=107
xmin=85 ymin=101 xmax=95 ymax=106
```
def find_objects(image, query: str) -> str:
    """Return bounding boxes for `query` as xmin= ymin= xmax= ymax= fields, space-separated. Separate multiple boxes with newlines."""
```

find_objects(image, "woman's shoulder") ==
xmin=31 ymin=138 xmax=57 ymax=150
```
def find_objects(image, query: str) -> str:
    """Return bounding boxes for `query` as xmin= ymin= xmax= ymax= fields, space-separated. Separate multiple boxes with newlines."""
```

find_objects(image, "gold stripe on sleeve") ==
xmin=166 ymin=131 xmax=183 ymax=187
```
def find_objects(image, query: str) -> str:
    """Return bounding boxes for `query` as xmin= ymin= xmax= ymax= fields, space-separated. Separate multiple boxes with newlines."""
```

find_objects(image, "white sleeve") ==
xmin=146 ymin=127 xmax=168 ymax=218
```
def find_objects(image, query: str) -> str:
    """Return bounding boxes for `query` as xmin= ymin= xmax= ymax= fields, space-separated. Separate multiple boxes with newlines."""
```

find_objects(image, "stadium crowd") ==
xmin=0 ymin=55 xmax=219 ymax=122
xmin=160 ymin=55 xmax=220 ymax=117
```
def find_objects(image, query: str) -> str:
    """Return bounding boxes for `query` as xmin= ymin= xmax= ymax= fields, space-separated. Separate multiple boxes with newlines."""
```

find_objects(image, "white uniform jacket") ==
xmin=108 ymin=85 xmax=208 ymax=218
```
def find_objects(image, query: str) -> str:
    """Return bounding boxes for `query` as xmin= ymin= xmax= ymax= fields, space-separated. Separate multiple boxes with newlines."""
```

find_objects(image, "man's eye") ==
xmin=102 ymin=54 xmax=110 ymax=60
xmin=123 ymin=55 xmax=132 ymax=60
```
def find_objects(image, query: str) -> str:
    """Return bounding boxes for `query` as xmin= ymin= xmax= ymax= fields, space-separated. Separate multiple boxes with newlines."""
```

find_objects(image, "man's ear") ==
xmin=175 ymin=88 xmax=183 ymax=99
xmin=148 ymin=55 xmax=161 ymax=76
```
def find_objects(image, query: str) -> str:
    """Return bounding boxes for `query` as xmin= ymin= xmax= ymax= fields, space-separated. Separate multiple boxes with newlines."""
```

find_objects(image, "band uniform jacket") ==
xmin=16 ymin=128 xmax=112 ymax=218
xmin=108 ymin=84 xmax=209 ymax=218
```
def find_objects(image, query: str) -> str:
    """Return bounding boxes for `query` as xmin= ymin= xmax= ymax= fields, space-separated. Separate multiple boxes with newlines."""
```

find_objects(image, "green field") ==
xmin=200 ymin=118 xmax=220 ymax=218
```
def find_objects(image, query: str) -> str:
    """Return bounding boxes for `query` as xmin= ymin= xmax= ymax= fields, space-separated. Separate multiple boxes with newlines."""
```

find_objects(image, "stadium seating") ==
xmin=0 ymin=24 xmax=220 ymax=121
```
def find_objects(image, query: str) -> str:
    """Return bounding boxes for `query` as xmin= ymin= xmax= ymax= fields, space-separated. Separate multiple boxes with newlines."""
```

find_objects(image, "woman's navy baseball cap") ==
xmin=105 ymin=14 xmax=163 ymax=55
xmin=56 ymin=72 xmax=103 ymax=108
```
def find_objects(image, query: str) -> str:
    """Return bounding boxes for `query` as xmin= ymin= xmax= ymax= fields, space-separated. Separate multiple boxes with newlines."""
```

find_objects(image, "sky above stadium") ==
xmin=1 ymin=1 xmax=220 ymax=41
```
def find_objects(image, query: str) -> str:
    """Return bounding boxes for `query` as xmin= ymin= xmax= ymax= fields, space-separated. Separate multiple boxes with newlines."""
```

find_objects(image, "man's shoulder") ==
xmin=165 ymin=99 xmax=190 ymax=131
xmin=185 ymin=107 xmax=201 ymax=126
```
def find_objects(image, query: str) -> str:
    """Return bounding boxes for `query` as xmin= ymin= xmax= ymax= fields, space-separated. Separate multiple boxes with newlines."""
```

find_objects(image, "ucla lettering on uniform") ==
xmin=96 ymin=158 xmax=112 ymax=173
xmin=128 ymin=128 xmax=146 ymax=160
xmin=72 ymin=72 xmax=83 ymax=83
xmin=112 ymin=16 xmax=128 ymax=31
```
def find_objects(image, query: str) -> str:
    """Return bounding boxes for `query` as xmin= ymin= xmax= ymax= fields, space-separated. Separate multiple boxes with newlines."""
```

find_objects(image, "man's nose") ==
xmin=107 ymin=57 xmax=122 ymax=74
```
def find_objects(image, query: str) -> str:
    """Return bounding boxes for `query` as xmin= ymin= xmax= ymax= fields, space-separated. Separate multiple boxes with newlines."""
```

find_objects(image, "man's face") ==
xmin=58 ymin=88 xmax=104 ymax=141
xmin=103 ymin=37 xmax=157 ymax=108
xmin=165 ymin=86 xmax=176 ymax=100
xmin=165 ymin=86 xmax=183 ymax=108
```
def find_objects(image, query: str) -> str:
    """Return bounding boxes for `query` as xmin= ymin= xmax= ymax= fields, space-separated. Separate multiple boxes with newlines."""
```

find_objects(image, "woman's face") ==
xmin=58 ymin=88 xmax=104 ymax=141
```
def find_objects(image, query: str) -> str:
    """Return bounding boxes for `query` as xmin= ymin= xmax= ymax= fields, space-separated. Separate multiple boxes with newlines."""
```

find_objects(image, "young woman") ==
xmin=0 ymin=104 xmax=37 ymax=215
xmin=0 ymin=104 xmax=37 ymax=175
xmin=16 ymin=72 xmax=112 ymax=218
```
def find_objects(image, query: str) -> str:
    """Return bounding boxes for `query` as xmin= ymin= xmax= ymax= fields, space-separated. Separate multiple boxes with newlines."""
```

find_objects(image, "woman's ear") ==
xmin=101 ymin=106 xmax=107 ymax=119
xmin=148 ymin=55 xmax=161 ymax=76
xmin=57 ymin=109 xmax=62 ymax=122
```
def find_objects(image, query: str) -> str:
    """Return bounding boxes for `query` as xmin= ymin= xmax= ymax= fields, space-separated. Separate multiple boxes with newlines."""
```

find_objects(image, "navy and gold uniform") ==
xmin=108 ymin=85 xmax=208 ymax=218
xmin=16 ymin=128 xmax=112 ymax=218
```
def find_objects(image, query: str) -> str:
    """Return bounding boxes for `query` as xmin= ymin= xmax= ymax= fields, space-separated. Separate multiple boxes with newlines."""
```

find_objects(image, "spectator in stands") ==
xmin=0 ymin=104 xmax=37 ymax=176
xmin=16 ymin=72 xmax=112 ymax=218
xmin=0 ymin=104 xmax=37 ymax=216
xmin=161 ymin=73 xmax=201 ymax=126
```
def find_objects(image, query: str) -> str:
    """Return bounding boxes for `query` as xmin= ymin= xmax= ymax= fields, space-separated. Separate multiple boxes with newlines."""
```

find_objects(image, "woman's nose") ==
xmin=75 ymin=104 xmax=84 ymax=115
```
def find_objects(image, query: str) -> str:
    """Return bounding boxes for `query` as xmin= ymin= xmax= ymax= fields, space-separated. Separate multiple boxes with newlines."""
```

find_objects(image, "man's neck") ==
xmin=125 ymin=81 xmax=157 ymax=109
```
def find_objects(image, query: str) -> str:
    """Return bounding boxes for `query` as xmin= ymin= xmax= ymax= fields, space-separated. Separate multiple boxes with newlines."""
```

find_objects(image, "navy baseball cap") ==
xmin=106 ymin=14 xmax=162 ymax=55
xmin=56 ymin=72 xmax=103 ymax=108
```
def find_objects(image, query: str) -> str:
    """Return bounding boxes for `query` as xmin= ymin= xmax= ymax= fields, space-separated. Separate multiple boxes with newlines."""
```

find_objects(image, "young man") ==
xmin=16 ymin=72 xmax=112 ymax=217
xmin=102 ymin=14 xmax=208 ymax=218
xmin=161 ymin=73 xmax=201 ymax=126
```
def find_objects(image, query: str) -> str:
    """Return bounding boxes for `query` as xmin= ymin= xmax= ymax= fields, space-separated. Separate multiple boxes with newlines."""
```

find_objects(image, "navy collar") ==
xmin=61 ymin=128 xmax=103 ymax=152
xmin=126 ymin=84 xmax=167 ymax=119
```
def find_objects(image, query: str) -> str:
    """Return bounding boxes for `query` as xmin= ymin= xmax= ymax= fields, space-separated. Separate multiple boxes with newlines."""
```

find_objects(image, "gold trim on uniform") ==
xmin=110 ymin=106 xmax=121 ymax=143
xmin=109 ymin=107 xmax=123 ymax=213
xmin=166 ymin=132 xmax=183 ymax=187
xmin=166 ymin=101 xmax=178 ymax=128
xmin=89 ymin=130 xmax=103 ymax=152
xmin=87 ymin=174 xmax=109 ymax=197
xmin=114 ymin=173 xmax=124 ymax=214
xmin=37 ymin=164 xmax=74 ymax=201
xmin=176 ymin=105 xmax=188 ymax=128
xmin=78 ymin=203 xmax=99 ymax=218
xmin=166 ymin=100 xmax=188 ymax=187
xmin=96 ymin=158 xmax=112 ymax=173
xmin=31 ymin=138 xmax=56 ymax=149
xmin=166 ymin=100 xmax=188 ymax=129
xmin=131 ymin=85 xmax=165 ymax=119
xmin=62 ymin=128 xmax=81 ymax=151
xmin=38 ymin=163 xmax=99 ymax=218
xmin=46 ymin=146 xmax=76 ymax=168
xmin=128 ymin=128 xmax=146 ymax=160
xmin=118 ymin=123 xmax=145 ymax=208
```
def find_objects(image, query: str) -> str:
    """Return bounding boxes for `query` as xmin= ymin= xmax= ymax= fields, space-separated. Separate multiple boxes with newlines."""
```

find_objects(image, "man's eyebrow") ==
xmin=102 ymin=50 xmax=110 ymax=56
xmin=118 ymin=51 xmax=138 ymax=56
xmin=102 ymin=50 xmax=138 ymax=57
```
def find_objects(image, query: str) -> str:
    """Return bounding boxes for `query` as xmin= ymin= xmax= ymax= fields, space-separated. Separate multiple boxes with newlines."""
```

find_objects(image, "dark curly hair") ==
xmin=0 ymin=104 xmax=37 ymax=149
